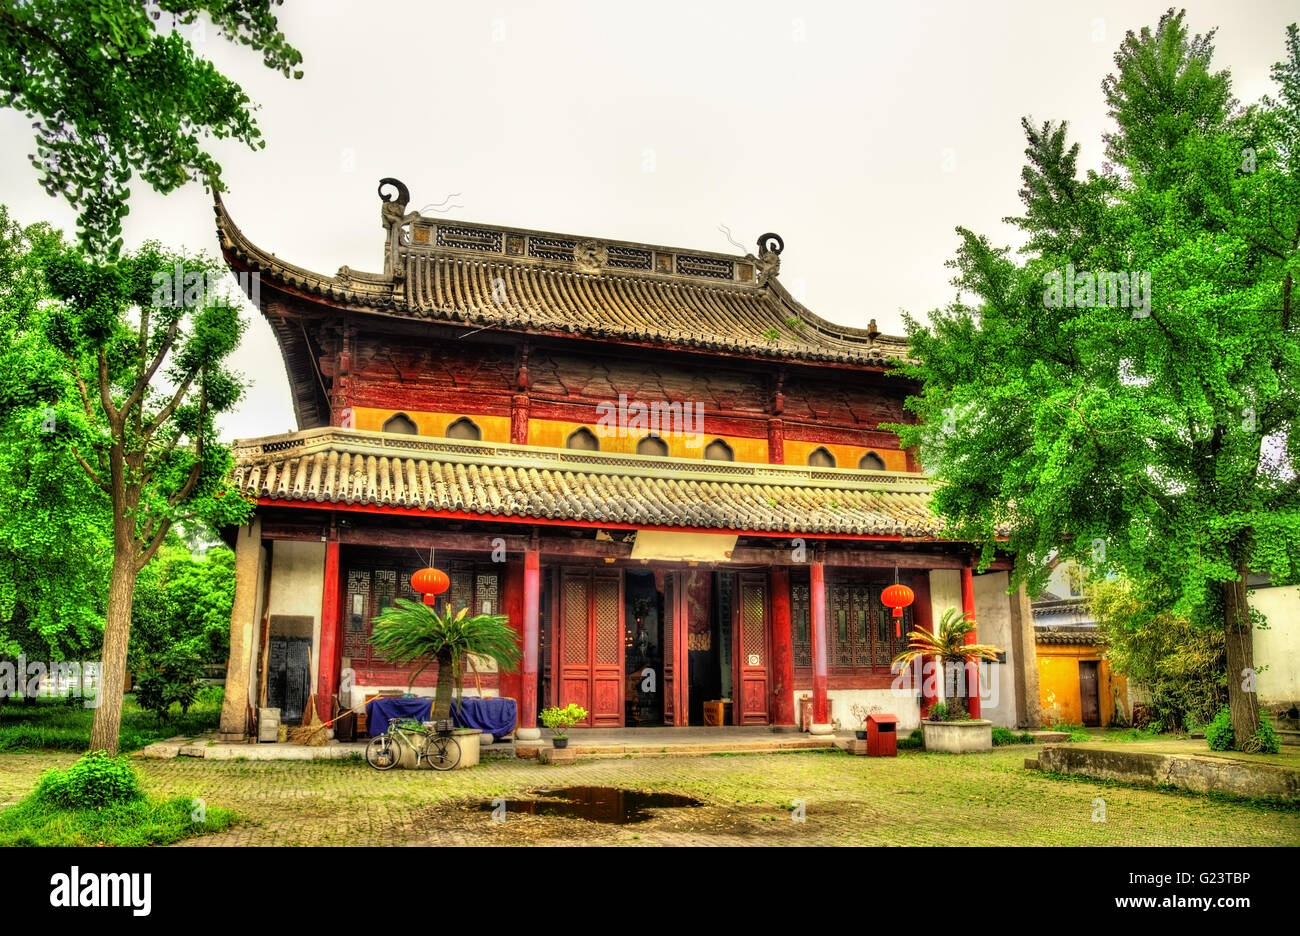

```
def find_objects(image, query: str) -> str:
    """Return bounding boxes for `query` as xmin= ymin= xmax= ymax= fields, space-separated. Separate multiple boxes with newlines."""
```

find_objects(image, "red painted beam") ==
xmin=317 ymin=538 xmax=342 ymax=723
xmin=810 ymin=560 xmax=829 ymax=726
xmin=961 ymin=565 xmax=980 ymax=719
xmin=770 ymin=567 xmax=795 ymax=726
xmin=521 ymin=547 xmax=540 ymax=731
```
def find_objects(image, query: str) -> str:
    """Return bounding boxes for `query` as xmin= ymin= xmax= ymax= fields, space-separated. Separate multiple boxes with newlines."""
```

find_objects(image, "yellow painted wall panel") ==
xmin=784 ymin=439 xmax=906 ymax=471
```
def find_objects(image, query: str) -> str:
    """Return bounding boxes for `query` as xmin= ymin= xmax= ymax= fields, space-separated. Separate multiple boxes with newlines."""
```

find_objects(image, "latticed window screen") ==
xmin=740 ymin=581 xmax=765 ymax=666
xmin=792 ymin=583 xmax=811 ymax=668
xmin=804 ymin=580 xmax=913 ymax=673
xmin=563 ymin=577 xmax=588 ymax=664
xmin=475 ymin=574 xmax=499 ymax=616
xmin=594 ymin=578 xmax=620 ymax=664
xmin=344 ymin=570 xmax=371 ymax=657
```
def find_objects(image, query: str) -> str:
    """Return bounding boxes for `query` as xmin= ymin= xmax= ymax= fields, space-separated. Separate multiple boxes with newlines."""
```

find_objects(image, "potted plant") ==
xmin=540 ymin=703 xmax=587 ymax=748
xmin=893 ymin=608 xmax=1002 ymax=753
xmin=849 ymin=703 xmax=881 ymax=740
xmin=368 ymin=599 xmax=521 ymax=768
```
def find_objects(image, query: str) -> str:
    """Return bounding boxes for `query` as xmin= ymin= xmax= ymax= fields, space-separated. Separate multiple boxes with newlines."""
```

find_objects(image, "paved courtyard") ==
xmin=3 ymin=747 xmax=1294 ymax=846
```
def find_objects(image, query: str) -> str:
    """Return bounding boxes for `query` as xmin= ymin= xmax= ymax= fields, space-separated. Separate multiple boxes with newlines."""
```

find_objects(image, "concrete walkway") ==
xmin=136 ymin=726 xmax=845 ymax=760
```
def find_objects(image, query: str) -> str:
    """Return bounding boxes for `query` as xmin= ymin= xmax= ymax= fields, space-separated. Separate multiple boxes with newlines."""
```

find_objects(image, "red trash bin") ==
xmin=866 ymin=714 xmax=898 ymax=757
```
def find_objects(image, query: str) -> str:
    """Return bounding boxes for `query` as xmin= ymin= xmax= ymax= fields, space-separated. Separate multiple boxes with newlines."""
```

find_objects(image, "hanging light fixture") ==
xmin=881 ymin=567 xmax=915 ymax=638
xmin=411 ymin=547 xmax=450 ymax=606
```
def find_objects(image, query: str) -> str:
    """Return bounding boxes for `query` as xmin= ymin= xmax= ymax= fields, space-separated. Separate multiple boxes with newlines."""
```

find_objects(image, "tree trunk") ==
xmin=1223 ymin=569 xmax=1260 ymax=749
xmin=89 ymin=544 xmax=137 ymax=754
xmin=431 ymin=651 xmax=454 ymax=721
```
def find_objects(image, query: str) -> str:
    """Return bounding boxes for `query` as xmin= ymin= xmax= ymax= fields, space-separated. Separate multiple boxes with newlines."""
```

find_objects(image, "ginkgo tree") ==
xmin=891 ymin=12 xmax=1300 ymax=749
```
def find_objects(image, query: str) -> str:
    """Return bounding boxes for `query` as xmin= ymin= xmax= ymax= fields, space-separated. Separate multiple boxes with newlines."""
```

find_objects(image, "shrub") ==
xmin=1205 ymin=706 xmax=1234 ymax=751
xmin=34 ymin=751 xmax=141 ymax=810
xmin=133 ymin=646 xmax=204 ymax=722
xmin=1247 ymin=716 xmax=1281 ymax=755
xmin=992 ymin=727 xmax=1036 ymax=746
xmin=927 ymin=702 xmax=948 ymax=722
xmin=897 ymin=728 xmax=924 ymax=750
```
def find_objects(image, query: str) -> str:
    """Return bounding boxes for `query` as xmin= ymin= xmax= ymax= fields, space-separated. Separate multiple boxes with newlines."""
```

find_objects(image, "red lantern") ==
xmin=881 ymin=583 xmax=915 ymax=637
xmin=411 ymin=567 xmax=450 ymax=605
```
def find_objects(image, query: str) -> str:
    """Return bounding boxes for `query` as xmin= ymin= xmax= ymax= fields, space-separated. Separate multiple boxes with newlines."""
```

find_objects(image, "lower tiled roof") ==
xmin=234 ymin=428 xmax=942 ymax=537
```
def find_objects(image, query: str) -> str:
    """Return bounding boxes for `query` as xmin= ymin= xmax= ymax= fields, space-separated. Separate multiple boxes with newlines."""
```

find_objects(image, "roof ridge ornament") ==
xmin=756 ymin=232 xmax=783 ymax=279
xmin=378 ymin=178 xmax=418 ymax=282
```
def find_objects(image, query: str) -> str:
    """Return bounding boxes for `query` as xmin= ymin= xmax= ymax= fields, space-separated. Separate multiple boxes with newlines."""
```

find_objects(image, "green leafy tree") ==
xmin=0 ymin=0 xmax=303 ymax=256
xmin=130 ymin=539 xmax=236 ymax=667
xmin=368 ymin=599 xmax=522 ymax=722
xmin=0 ymin=207 xmax=111 ymax=664
xmin=1089 ymin=577 xmax=1226 ymax=730
xmin=0 ymin=227 xmax=254 ymax=752
xmin=890 ymin=13 xmax=1300 ymax=749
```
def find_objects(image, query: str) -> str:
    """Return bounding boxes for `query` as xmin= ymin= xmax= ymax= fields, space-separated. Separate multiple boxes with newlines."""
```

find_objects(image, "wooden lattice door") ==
xmin=558 ymin=569 xmax=624 ymax=727
xmin=734 ymin=573 xmax=771 ymax=725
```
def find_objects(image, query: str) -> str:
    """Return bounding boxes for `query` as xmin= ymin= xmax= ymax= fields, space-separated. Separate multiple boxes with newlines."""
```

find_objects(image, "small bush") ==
xmin=1248 ymin=717 xmax=1281 ymax=755
xmin=897 ymin=728 xmax=924 ymax=750
xmin=34 ymin=751 xmax=141 ymax=810
xmin=927 ymin=702 xmax=948 ymax=722
xmin=1205 ymin=706 xmax=1234 ymax=751
xmin=992 ymin=727 xmax=1035 ymax=746
xmin=133 ymin=646 xmax=204 ymax=723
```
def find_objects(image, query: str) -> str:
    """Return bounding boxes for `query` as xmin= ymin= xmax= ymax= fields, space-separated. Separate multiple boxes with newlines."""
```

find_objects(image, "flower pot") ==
xmin=855 ymin=730 xmax=867 ymax=740
xmin=920 ymin=719 xmax=993 ymax=753
xmin=553 ymin=736 xmax=569 ymax=749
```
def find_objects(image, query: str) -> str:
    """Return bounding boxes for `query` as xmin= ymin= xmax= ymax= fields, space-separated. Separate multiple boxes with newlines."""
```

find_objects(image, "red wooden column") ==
xmin=769 ymin=567 xmax=795 ymax=726
xmin=316 ymin=537 xmax=342 ymax=723
xmin=912 ymin=571 xmax=937 ymax=718
xmin=961 ymin=565 xmax=980 ymax=719
xmin=809 ymin=559 xmax=831 ymax=733
xmin=498 ymin=559 xmax=525 ymax=704
xmin=517 ymin=544 xmax=541 ymax=739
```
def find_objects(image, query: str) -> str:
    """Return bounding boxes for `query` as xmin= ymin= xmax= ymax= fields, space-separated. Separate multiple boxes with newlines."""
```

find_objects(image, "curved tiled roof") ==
xmin=214 ymin=186 xmax=909 ymax=366
xmin=234 ymin=428 xmax=941 ymax=537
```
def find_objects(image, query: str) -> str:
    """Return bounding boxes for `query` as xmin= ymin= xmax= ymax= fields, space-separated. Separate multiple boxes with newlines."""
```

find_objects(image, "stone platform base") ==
xmin=538 ymin=746 xmax=576 ymax=764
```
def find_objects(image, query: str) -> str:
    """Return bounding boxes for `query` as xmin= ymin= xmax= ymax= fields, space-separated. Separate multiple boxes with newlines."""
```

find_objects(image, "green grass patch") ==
xmin=0 ymin=750 xmax=234 ymax=845
xmin=0 ymin=793 xmax=235 ymax=846
xmin=1048 ymin=722 xmax=1094 ymax=742
xmin=992 ymin=727 xmax=1036 ymax=746
xmin=0 ymin=687 xmax=223 ymax=753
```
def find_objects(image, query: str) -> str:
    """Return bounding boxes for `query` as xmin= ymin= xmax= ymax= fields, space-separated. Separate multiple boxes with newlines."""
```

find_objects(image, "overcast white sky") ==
xmin=0 ymin=1 xmax=1295 ymax=441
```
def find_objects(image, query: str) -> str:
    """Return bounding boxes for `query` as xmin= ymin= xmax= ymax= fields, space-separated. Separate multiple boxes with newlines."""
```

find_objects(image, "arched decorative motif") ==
xmin=382 ymin=413 xmax=418 ymax=435
xmin=566 ymin=427 xmax=600 ymax=451
xmin=808 ymin=446 xmax=836 ymax=468
xmin=636 ymin=435 xmax=669 ymax=457
xmin=858 ymin=451 xmax=886 ymax=471
xmin=704 ymin=439 xmax=734 ymax=462
xmin=445 ymin=417 xmax=481 ymax=441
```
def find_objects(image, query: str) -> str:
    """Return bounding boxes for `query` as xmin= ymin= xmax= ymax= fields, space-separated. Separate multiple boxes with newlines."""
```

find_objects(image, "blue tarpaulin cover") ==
xmin=364 ymin=696 xmax=518 ymax=740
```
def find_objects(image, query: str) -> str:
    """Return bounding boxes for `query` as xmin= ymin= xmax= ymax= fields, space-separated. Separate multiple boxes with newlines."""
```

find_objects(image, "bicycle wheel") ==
xmin=365 ymin=734 xmax=402 ymax=770
xmin=426 ymin=735 xmax=461 ymax=771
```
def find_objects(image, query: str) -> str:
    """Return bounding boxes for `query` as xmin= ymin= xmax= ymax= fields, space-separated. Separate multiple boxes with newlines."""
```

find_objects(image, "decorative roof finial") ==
xmin=756 ymin=232 xmax=784 ymax=279
xmin=378 ymin=178 xmax=410 ymax=208
xmin=757 ymin=233 xmax=784 ymax=256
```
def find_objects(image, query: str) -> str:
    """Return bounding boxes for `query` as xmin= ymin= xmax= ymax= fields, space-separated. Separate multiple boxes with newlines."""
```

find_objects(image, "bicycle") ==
xmin=365 ymin=716 xmax=461 ymax=771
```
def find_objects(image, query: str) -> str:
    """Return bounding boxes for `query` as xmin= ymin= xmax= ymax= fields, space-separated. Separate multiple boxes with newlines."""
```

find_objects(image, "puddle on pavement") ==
xmin=480 ymin=786 xmax=703 ymax=824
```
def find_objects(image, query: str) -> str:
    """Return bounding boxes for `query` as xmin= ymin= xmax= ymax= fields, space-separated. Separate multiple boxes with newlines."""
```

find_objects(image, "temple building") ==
xmin=214 ymin=179 xmax=1039 ymax=744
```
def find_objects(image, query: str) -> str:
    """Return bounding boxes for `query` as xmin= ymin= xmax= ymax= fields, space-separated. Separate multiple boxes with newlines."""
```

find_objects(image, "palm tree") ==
xmin=368 ymin=598 xmax=521 ymax=721
xmin=892 ymin=608 xmax=1002 ymax=716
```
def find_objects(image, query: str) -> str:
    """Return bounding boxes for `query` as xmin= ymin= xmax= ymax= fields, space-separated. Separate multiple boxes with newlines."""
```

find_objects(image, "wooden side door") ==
xmin=590 ymin=571 xmax=623 ymax=726
xmin=557 ymin=569 xmax=624 ymax=727
xmin=1079 ymin=660 xmax=1101 ymax=727
xmin=734 ymin=573 xmax=771 ymax=725
xmin=662 ymin=571 xmax=689 ymax=726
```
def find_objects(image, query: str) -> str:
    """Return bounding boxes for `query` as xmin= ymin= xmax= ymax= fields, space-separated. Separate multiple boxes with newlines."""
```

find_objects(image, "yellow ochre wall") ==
xmin=351 ymin=406 xmax=908 ymax=468
xmin=1036 ymin=644 xmax=1128 ymax=727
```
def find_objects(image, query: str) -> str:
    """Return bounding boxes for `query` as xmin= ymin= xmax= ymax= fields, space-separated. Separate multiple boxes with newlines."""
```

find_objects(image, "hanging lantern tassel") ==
xmin=411 ymin=567 xmax=450 ymax=605
xmin=881 ymin=583 xmax=915 ymax=637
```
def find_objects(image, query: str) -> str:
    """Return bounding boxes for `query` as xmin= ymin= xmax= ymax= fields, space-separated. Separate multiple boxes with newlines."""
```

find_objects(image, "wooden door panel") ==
xmin=1079 ymin=661 xmax=1100 ymax=727
xmin=591 ymin=574 xmax=623 ymax=726
xmin=735 ymin=574 xmax=770 ymax=725
xmin=558 ymin=574 xmax=592 ymax=727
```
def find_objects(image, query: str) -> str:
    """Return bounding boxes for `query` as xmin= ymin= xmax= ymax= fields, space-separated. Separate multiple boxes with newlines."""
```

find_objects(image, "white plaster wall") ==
xmin=1250 ymin=585 xmax=1300 ymax=704
xmin=267 ymin=540 xmax=326 ymax=697
xmin=929 ymin=569 xmax=962 ymax=623
xmin=974 ymin=571 xmax=1017 ymax=728
xmin=828 ymin=689 xmax=921 ymax=732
